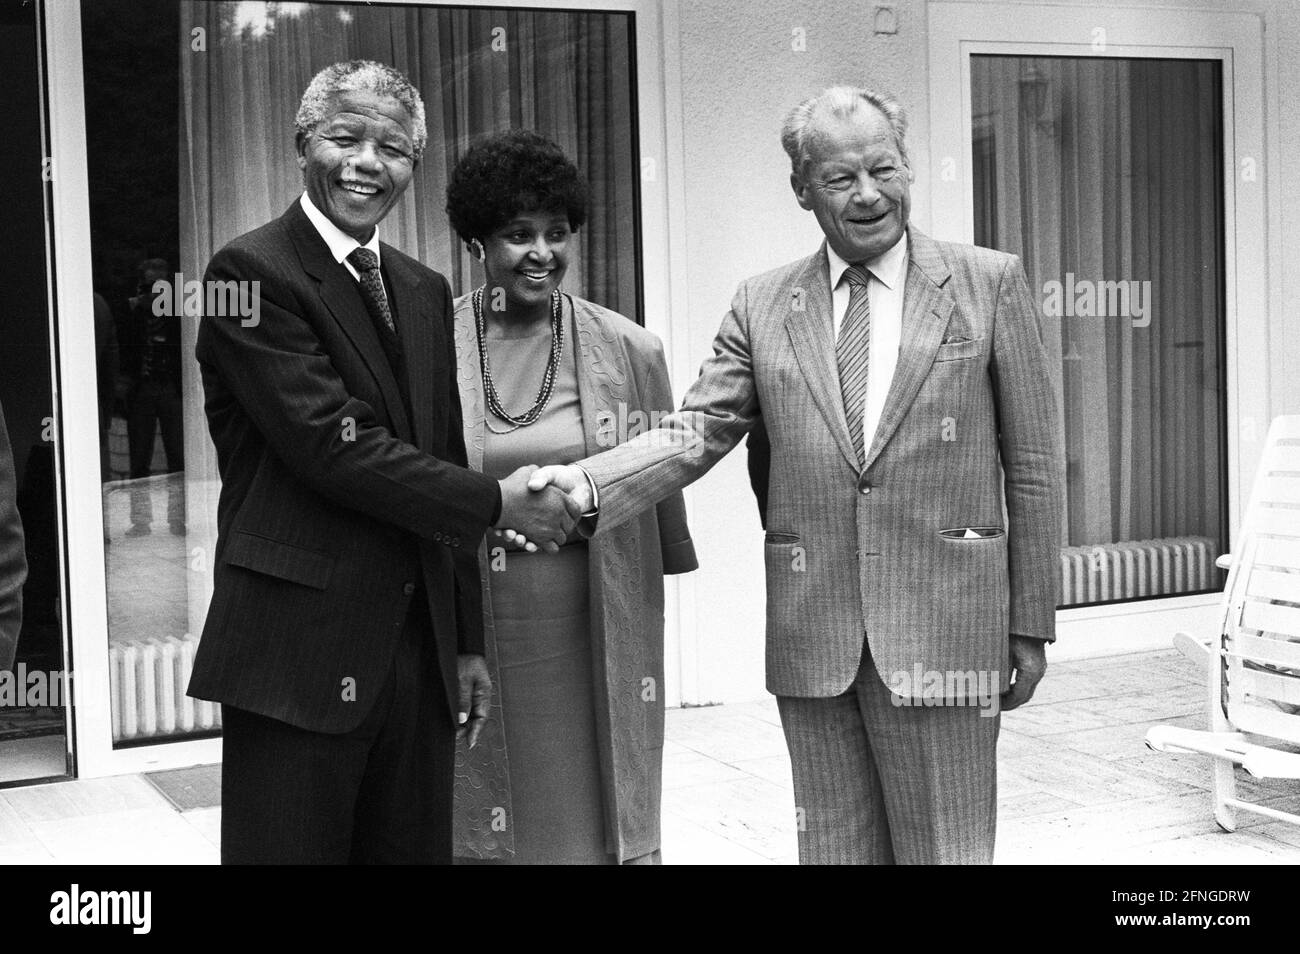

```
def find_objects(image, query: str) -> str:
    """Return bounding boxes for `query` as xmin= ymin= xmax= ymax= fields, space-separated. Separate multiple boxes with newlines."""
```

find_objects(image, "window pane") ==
xmin=971 ymin=55 xmax=1227 ymax=607
xmin=80 ymin=0 xmax=642 ymax=745
xmin=0 ymin=6 xmax=69 ymax=782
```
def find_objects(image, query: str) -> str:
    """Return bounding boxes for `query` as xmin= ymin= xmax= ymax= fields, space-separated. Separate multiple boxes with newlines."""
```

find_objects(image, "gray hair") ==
xmin=781 ymin=86 xmax=909 ymax=175
xmin=295 ymin=60 xmax=428 ymax=161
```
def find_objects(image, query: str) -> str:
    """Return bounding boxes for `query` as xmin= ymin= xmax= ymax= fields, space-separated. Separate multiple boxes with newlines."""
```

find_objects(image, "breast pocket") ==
xmin=933 ymin=337 xmax=985 ymax=362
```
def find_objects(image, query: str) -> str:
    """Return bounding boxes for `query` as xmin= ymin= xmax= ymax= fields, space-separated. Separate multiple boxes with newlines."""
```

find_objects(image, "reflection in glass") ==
xmin=972 ymin=55 xmax=1228 ymax=608
xmin=0 ymin=4 xmax=69 ymax=782
xmin=81 ymin=0 xmax=641 ymax=744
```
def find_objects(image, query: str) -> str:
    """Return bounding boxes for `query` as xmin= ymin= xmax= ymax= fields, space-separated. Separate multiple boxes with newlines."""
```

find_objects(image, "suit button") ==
xmin=402 ymin=582 xmax=416 ymax=595
xmin=857 ymin=472 xmax=873 ymax=495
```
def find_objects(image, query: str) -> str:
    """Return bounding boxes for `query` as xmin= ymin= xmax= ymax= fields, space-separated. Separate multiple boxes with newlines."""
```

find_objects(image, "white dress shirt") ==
xmin=299 ymin=192 xmax=384 ymax=286
xmin=826 ymin=233 xmax=909 ymax=454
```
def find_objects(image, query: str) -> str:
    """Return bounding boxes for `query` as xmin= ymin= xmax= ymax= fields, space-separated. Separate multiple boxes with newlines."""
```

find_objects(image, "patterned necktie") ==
xmin=347 ymin=247 xmax=395 ymax=335
xmin=838 ymin=264 xmax=872 ymax=464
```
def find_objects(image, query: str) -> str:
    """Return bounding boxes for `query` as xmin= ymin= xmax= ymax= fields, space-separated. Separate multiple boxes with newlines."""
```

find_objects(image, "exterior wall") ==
xmin=666 ymin=0 xmax=1299 ymax=703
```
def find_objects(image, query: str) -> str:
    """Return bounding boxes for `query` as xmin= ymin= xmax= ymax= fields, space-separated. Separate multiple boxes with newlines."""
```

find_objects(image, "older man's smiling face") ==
xmin=791 ymin=105 xmax=911 ymax=263
xmin=297 ymin=89 xmax=416 ymax=242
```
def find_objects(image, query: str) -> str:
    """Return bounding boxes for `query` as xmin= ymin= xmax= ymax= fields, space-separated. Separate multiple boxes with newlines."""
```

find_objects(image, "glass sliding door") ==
xmin=76 ymin=0 xmax=643 ymax=748
xmin=970 ymin=55 xmax=1228 ymax=609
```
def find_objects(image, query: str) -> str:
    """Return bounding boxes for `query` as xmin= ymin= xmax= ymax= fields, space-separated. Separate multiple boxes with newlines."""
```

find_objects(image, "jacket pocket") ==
xmin=933 ymin=337 xmax=984 ymax=362
xmin=938 ymin=527 xmax=1006 ymax=540
xmin=765 ymin=531 xmax=801 ymax=545
xmin=223 ymin=530 xmax=335 ymax=590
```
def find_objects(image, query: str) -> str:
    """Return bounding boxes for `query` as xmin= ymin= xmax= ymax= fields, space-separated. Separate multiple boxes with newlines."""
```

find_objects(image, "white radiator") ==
xmin=108 ymin=633 xmax=220 ymax=742
xmin=1059 ymin=536 xmax=1218 ymax=607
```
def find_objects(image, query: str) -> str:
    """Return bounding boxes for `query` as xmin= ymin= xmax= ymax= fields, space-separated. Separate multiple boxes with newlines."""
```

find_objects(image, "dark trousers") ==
xmin=219 ymin=601 xmax=455 ymax=864
xmin=127 ymin=379 xmax=185 ymax=527
xmin=127 ymin=378 xmax=184 ymax=477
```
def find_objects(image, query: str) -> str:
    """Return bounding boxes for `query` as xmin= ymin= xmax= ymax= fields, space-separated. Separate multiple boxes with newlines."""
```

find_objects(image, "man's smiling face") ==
xmin=791 ymin=105 xmax=911 ymax=263
xmin=296 ymin=89 xmax=416 ymax=242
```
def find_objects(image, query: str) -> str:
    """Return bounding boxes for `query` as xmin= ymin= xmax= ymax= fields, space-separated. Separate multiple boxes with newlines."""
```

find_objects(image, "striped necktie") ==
xmin=838 ymin=264 xmax=872 ymax=464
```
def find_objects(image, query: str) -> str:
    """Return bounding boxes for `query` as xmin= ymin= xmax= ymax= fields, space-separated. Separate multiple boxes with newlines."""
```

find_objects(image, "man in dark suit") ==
xmin=189 ymin=60 xmax=579 ymax=864
xmin=0 ymin=398 xmax=25 ymax=674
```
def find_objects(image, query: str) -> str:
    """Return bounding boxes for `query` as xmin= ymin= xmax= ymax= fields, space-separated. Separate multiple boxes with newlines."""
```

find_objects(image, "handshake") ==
xmin=493 ymin=464 xmax=596 ymax=553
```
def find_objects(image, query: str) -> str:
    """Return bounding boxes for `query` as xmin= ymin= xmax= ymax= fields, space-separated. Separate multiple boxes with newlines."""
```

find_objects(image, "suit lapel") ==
xmin=286 ymin=202 xmax=413 ymax=442
xmin=861 ymin=229 xmax=955 ymax=472
xmin=571 ymin=297 xmax=627 ymax=459
xmin=453 ymin=296 xmax=486 ymax=472
xmin=784 ymin=246 xmax=860 ymax=472
xmin=385 ymin=250 xmax=432 ymax=451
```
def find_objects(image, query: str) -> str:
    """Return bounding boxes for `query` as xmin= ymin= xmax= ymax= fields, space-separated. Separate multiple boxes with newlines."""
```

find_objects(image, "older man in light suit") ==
xmin=529 ymin=86 xmax=1065 ymax=864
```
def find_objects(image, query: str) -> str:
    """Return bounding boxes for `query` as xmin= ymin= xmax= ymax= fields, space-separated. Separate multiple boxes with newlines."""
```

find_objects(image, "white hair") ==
xmin=781 ymin=86 xmax=909 ymax=175
xmin=295 ymin=60 xmax=428 ymax=161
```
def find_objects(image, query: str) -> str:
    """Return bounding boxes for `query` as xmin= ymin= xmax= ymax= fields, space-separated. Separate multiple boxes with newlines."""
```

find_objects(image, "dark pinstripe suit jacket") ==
xmin=0 ymin=400 xmax=25 ymax=674
xmin=189 ymin=201 xmax=500 ymax=732
xmin=580 ymin=229 xmax=1066 ymax=700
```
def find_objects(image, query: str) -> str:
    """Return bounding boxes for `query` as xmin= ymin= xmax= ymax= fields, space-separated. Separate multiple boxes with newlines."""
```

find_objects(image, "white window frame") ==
xmin=42 ymin=0 xmax=688 ymax=778
xmin=927 ymin=2 xmax=1267 ymax=659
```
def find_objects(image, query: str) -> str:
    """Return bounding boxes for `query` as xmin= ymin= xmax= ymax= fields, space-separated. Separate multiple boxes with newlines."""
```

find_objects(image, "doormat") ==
xmin=144 ymin=764 xmax=222 ymax=811
xmin=0 ymin=707 xmax=65 ymax=741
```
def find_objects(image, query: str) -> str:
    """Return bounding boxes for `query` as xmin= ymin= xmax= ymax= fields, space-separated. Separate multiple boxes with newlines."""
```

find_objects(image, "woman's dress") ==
xmin=477 ymin=305 xmax=616 ymax=864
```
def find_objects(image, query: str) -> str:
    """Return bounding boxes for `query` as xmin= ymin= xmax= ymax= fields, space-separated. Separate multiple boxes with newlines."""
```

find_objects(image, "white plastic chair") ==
xmin=1145 ymin=415 xmax=1300 ymax=830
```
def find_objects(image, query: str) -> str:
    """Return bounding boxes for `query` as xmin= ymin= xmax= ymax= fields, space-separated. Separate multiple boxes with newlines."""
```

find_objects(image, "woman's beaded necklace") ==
xmin=473 ymin=285 xmax=566 ymax=434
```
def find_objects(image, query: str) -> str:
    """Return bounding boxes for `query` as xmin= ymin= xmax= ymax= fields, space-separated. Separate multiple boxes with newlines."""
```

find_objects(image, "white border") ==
xmin=927 ymin=2 xmax=1267 ymax=658
xmin=42 ymin=0 xmax=677 ymax=777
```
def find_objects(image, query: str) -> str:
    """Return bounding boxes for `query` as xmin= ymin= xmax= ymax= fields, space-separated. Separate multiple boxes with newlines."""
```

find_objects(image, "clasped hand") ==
xmin=494 ymin=464 xmax=592 ymax=553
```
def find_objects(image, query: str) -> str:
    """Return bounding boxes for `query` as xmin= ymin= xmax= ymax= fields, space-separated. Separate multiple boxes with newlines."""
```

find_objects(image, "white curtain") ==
xmin=971 ymin=56 xmax=1225 ymax=553
xmin=178 ymin=0 xmax=639 ymax=640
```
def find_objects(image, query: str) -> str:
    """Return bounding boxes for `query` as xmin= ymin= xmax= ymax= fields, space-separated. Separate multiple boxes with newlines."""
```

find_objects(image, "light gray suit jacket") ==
xmin=580 ymin=229 xmax=1064 ymax=700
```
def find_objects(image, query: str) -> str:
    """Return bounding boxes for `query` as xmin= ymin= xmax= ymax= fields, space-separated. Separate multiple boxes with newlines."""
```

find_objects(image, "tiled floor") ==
xmin=1 ymin=647 xmax=1297 ymax=864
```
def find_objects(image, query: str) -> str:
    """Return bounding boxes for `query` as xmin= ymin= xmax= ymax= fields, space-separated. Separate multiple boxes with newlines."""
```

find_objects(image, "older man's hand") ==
xmin=526 ymin=464 xmax=593 ymax=512
xmin=1000 ymin=634 xmax=1047 ymax=711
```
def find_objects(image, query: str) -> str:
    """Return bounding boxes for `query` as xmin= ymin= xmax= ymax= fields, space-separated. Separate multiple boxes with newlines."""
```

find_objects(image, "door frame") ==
xmin=927 ymin=2 xmax=1267 ymax=657
xmin=41 ymin=0 xmax=683 ymax=778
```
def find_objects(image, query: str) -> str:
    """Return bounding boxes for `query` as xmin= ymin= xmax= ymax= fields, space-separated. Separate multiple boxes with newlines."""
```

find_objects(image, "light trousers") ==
xmin=777 ymin=643 xmax=1000 ymax=864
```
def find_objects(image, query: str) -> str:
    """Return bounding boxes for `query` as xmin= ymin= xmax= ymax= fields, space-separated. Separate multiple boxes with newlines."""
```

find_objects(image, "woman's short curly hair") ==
xmin=446 ymin=129 xmax=588 ymax=242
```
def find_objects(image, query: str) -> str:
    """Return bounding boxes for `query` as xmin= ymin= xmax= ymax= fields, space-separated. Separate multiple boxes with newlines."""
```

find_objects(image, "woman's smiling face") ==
xmin=481 ymin=211 xmax=574 ymax=313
